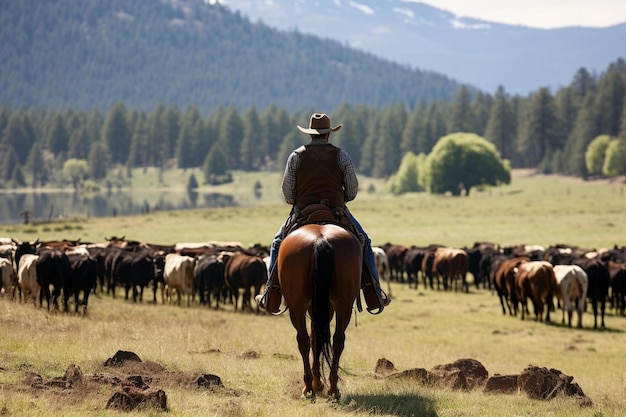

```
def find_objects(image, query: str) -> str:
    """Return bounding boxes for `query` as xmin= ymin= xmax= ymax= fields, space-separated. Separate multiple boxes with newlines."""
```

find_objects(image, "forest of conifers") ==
xmin=1 ymin=58 xmax=626 ymax=190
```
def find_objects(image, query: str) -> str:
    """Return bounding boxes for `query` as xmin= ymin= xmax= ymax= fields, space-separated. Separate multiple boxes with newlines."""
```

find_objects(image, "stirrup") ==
xmin=362 ymin=283 xmax=390 ymax=315
xmin=256 ymin=286 xmax=287 ymax=315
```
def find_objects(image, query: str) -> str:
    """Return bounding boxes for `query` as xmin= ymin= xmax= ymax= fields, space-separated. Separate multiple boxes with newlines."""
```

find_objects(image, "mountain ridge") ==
xmin=220 ymin=0 xmax=626 ymax=94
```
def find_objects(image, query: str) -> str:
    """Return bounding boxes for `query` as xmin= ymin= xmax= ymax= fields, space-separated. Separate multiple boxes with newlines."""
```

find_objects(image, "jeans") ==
xmin=266 ymin=207 xmax=380 ymax=286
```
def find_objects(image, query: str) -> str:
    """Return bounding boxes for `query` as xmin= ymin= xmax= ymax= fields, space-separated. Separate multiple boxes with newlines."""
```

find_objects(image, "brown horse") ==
xmin=278 ymin=223 xmax=362 ymax=400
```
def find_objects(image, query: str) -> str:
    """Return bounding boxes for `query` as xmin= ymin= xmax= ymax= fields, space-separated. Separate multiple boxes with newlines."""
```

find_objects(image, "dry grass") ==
xmin=2 ymin=282 xmax=626 ymax=416
xmin=1 ymin=171 xmax=625 ymax=416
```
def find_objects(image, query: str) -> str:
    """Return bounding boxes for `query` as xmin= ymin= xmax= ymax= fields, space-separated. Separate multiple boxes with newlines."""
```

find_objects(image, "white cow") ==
xmin=372 ymin=246 xmax=392 ymax=297
xmin=163 ymin=253 xmax=196 ymax=306
xmin=18 ymin=254 xmax=40 ymax=307
xmin=0 ymin=257 xmax=16 ymax=298
xmin=554 ymin=264 xmax=588 ymax=328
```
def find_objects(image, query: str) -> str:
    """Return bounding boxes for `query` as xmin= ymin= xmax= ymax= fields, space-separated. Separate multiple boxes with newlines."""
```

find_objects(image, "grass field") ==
xmin=1 ymin=171 xmax=625 ymax=416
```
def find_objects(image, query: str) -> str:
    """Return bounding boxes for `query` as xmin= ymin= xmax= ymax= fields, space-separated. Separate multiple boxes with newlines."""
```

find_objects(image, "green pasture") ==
xmin=2 ymin=170 xmax=624 ymax=250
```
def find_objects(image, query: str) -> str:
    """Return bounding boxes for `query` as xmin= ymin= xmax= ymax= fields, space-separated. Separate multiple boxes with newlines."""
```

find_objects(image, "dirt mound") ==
xmin=381 ymin=357 xmax=592 ymax=407
xmin=18 ymin=350 xmax=236 ymax=413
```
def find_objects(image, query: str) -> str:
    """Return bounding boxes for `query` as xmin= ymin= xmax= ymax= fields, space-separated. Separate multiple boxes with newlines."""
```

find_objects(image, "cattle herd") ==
xmin=1 ymin=236 xmax=625 ymax=329
xmin=0 ymin=236 xmax=269 ymax=315
xmin=373 ymin=241 xmax=626 ymax=329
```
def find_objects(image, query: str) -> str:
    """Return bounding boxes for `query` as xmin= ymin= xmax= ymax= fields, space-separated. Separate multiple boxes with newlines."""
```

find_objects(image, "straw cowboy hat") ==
xmin=297 ymin=113 xmax=342 ymax=135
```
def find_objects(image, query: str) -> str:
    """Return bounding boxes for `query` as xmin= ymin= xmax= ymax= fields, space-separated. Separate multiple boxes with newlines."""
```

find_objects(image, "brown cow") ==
xmin=433 ymin=247 xmax=470 ymax=292
xmin=493 ymin=256 xmax=529 ymax=316
xmin=515 ymin=261 xmax=558 ymax=322
xmin=380 ymin=243 xmax=408 ymax=282
xmin=222 ymin=251 xmax=267 ymax=313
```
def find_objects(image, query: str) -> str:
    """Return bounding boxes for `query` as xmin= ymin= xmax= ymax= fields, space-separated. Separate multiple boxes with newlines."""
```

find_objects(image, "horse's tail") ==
xmin=312 ymin=236 xmax=333 ymax=371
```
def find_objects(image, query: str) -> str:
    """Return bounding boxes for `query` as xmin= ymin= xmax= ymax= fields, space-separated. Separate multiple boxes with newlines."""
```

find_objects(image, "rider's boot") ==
xmin=255 ymin=266 xmax=282 ymax=314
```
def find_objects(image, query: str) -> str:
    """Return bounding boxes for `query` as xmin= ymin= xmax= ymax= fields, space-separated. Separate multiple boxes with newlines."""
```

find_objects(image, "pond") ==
xmin=0 ymin=189 xmax=241 ymax=225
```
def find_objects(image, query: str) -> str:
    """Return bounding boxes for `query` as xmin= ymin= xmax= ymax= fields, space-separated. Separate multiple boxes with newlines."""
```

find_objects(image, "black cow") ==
xmin=194 ymin=254 xmax=225 ymax=309
xmin=12 ymin=239 xmax=39 ymax=269
xmin=403 ymin=247 xmax=425 ymax=289
xmin=608 ymin=260 xmax=626 ymax=316
xmin=66 ymin=252 xmax=98 ymax=315
xmin=36 ymin=248 xmax=72 ymax=311
xmin=108 ymin=248 xmax=162 ymax=302
xmin=86 ymin=245 xmax=110 ymax=294
xmin=465 ymin=242 xmax=498 ymax=289
xmin=574 ymin=257 xmax=611 ymax=329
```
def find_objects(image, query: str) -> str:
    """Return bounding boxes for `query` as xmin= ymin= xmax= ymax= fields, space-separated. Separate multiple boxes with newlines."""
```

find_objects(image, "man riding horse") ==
xmin=255 ymin=112 xmax=391 ymax=314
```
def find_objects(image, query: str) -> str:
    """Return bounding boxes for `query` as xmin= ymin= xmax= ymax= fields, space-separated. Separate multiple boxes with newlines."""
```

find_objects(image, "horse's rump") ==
xmin=278 ymin=223 xmax=362 ymax=399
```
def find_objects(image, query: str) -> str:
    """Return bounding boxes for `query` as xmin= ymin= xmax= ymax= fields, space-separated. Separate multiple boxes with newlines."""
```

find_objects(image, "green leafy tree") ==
xmin=425 ymin=133 xmax=511 ymax=196
xmin=62 ymin=158 xmax=89 ymax=189
xmin=603 ymin=138 xmax=626 ymax=176
xmin=386 ymin=152 xmax=425 ymax=195
xmin=585 ymin=135 xmax=613 ymax=175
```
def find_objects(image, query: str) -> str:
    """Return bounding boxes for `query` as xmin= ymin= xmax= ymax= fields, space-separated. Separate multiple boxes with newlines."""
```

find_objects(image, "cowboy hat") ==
xmin=297 ymin=113 xmax=342 ymax=134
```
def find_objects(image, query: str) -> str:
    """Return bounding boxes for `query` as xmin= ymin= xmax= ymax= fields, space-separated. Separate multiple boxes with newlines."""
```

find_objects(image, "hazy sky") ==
xmin=413 ymin=0 xmax=626 ymax=28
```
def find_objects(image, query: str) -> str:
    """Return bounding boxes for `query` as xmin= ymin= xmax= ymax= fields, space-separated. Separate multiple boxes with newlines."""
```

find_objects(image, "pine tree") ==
xmin=484 ymin=86 xmax=515 ymax=160
xmin=102 ymin=103 xmax=130 ymax=165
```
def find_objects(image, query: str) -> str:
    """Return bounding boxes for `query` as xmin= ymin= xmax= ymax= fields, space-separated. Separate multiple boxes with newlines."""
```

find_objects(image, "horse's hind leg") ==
xmin=290 ymin=311 xmax=314 ymax=398
xmin=328 ymin=309 xmax=351 ymax=400
xmin=310 ymin=326 xmax=324 ymax=393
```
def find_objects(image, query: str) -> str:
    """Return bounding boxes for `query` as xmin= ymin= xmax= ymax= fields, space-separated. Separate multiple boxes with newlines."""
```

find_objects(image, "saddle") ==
xmin=283 ymin=200 xmax=362 ymax=246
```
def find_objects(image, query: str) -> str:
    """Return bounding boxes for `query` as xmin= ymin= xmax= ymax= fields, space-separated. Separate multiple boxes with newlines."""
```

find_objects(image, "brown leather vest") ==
xmin=294 ymin=143 xmax=344 ymax=209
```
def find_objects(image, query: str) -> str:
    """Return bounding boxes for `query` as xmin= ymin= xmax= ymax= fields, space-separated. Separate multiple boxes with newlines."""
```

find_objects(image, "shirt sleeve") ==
xmin=281 ymin=151 xmax=300 ymax=204
xmin=339 ymin=149 xmax=359 ymax=202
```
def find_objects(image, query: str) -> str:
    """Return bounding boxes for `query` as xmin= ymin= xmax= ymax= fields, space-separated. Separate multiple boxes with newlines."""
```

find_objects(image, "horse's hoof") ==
xmin=327 ymin=388 xmax=341 ymax=401
xmin=301 ymin=390 xmax=316 ymax=403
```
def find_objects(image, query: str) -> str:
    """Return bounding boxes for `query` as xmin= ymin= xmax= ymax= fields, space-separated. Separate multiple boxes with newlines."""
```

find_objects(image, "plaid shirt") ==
xmin=281 ymin=139 xmax=359 ymax=205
